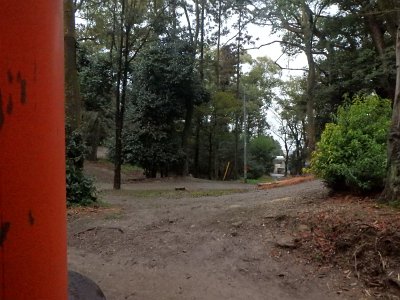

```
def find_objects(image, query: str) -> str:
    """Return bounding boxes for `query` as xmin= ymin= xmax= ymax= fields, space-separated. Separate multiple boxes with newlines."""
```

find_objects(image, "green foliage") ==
xmin=247 ymin=135 xmax=282 ymax=179
xmin=77 ymin=45 xmax=113 ymax=113
xmin=123 ymin=39 xmax=208 ymax=177
xmin=278 ymin=77 xmax=307 ymax=175
xmin=311 ymin=95 xmax=391 ymax=192
xmin=66 ymin=164 xmax=97 ymax=206
xmin=73 ymin=0 xmax=398 ymax=184
xmin=242 ymin=57 xmax=282 ymax=136
xmin=66 ymin=130 xmax=97 ymax=206
xmin=77 ymin=45 xmax=113 ymax=159
xmin=247 ymin=160 xmax=266 ymax=179
xmin=194 ymin=53 xmax=282 ymax=179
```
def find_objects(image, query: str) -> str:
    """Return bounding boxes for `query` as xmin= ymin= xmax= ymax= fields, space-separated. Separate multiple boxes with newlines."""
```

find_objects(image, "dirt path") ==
xmin=68 ymin=177 xmax=369 ymax=300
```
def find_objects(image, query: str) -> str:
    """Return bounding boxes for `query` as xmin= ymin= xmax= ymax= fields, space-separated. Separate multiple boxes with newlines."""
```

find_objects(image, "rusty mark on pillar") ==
xmin=20 ymin=79 xmax=27 ymax=104
xmin=7 ymin=95 xmax=13 ymax=115
xmin=16 ymin=71 xmax=27 ymax=104
xmin=7 ymin=69 xmax=13 ymax=84
xmin=0 ymin=222 xmax=11 ymax=247
xmin=28 ymin=210 xmax=35 ymax=226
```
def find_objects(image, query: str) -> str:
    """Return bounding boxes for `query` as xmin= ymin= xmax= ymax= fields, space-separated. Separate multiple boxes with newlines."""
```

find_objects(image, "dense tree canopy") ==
xmin=122 ymin=39 xmax=208 ymax=177
xmin=65 ymin=0 xmax=400 ymax=198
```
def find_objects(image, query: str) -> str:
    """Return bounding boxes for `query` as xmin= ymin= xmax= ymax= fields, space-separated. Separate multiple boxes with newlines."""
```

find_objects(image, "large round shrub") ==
xmin=311 ymin=95 xmax=391 ymax=192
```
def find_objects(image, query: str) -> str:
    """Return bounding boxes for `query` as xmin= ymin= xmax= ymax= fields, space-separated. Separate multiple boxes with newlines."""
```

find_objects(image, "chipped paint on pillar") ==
xmin=0 ymin=1 xmax=68 ymax=299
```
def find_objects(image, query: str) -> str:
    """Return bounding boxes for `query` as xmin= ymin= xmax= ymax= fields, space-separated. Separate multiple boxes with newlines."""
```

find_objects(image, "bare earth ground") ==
xmin=68 ymin=162 xmax=400 ymax=299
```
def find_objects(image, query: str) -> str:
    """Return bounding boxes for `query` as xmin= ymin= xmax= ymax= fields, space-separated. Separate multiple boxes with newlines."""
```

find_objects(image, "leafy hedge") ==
xmin=311 ymin=95 xmax=391 ymax=192
xmin=66 ymin=130 xmax=97 ymax=206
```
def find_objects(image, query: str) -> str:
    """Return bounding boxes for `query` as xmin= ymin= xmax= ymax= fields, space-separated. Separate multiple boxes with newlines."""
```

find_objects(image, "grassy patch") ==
xmin=105 ymin=188 xmax=248 ymax=199
xmin=121 ymin=164 xmax=143 ymax=173
xmin=245 ymin=176 xmax=275 ymax=185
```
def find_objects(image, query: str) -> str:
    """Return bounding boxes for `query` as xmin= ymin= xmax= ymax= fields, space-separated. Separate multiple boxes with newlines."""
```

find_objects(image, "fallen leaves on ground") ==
xmin=287 ymin=195 xmax=400 ymax=297
xmin=257 ymin=176 xmax=315 ymax=190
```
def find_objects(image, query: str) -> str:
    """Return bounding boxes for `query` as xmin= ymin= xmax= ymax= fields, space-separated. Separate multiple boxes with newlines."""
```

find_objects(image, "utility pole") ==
xmin=243 ymin=90 xmax=247 ymax=183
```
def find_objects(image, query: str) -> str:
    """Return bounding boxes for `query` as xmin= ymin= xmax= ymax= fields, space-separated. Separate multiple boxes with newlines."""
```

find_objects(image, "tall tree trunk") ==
xmin=182 ymin=99 xmax=193 ymax=176
xmin=233 ymin=8 xmax=242 ymax=179
xmin=193 ymin=114 xmax=201 ymax=177
xmin=284 ymin=138 xmax=289 ymax=176
xmin=113 ymin=0 xmax=126 ymax=190
xmin=233 ymin=116 xmax=239 ymax=179
xmin=117 ymin=25 xmax=130 ymax=177
xmin=208 ymin=128 xmax=213 ymax=179
xmin=170 ymin=0 xmax=177 ymax=37
xmin=194 ymin=0 xmax=200 ymax=45
xmin=182 ymin=0 xmax=205 ymax=176
xmin=381 ymin=16 xmax=400 ymax=202
xmin=236 ymin=8 xmax=242 ymax=97
xmin=305 ymin=48 xmax=316 ymax=157
xmin=191 ymin=0 xmax=205 ymax=177
xmin=199 ymin=0 xmax=205 ymax=81
xmin=216 ymin=0 xmax=222 ymax=88
xmin=301 ymin=3 xmax=316 ymax=159
xmin=366 ymin=15 xmax=386 ymax=57
xmin=366 ymin=14 xmax=394 ymax=98
xmin=64 ymin=0 xmax=82 ymax=132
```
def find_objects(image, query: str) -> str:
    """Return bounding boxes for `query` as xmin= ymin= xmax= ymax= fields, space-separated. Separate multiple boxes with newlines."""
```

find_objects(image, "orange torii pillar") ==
xmin=0 ymin=1 xmax=68 ymax=299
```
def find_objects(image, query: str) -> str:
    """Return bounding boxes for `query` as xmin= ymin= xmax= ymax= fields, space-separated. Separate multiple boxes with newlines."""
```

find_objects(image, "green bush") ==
xmin=66 ymin=130 xmax=97 ymax=206
xmin=311 ymin=94 xmax=391 ymax=192
xmin=247 ymin=160 xmax=266 ymax=179
xmin=66 ymin=164 xmax=97 ymax=206
xmin=248 ymin=135 xmax=282 ymax=175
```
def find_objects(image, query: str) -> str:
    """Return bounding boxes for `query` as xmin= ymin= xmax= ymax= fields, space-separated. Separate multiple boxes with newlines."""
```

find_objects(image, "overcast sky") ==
xmin=240 ymin=24 xmax=307 ymax=148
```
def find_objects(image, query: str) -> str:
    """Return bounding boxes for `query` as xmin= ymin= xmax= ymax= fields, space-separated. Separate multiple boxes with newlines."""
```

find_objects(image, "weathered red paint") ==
xmin=0 ymin=1 xmax=67 ymax=299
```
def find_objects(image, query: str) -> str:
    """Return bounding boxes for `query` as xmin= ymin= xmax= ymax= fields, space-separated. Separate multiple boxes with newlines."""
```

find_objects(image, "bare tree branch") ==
xmin=244 ymin=40 xmax=304 ymax=51
xmin=274 ymin=62 xmax=308 ymax=72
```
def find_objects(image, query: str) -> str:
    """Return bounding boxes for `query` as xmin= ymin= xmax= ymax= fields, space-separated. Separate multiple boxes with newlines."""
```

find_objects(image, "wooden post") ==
xmin=0 ymin=1 xmax=67 ymax=299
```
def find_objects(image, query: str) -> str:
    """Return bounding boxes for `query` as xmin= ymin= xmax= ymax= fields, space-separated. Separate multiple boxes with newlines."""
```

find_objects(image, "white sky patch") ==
xmin=240 ymin=24 xmax=307 ymax=148
xmin=245 ymin=23 xmax=308 ymax=78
